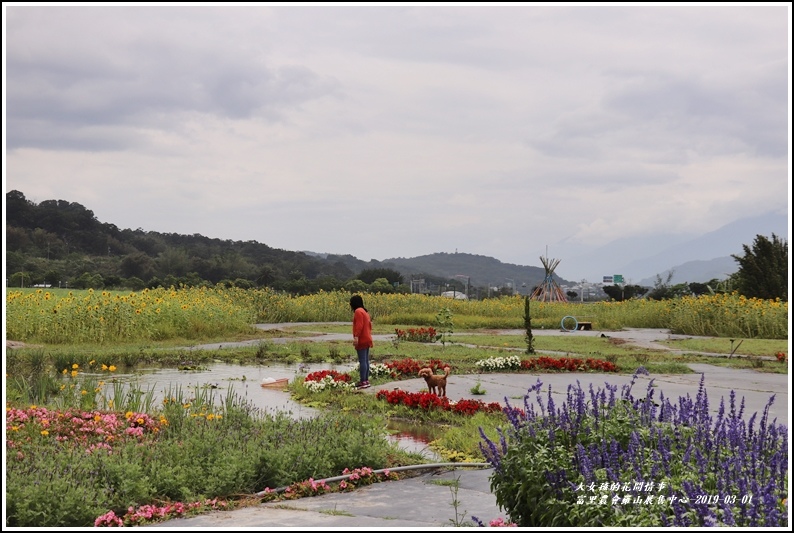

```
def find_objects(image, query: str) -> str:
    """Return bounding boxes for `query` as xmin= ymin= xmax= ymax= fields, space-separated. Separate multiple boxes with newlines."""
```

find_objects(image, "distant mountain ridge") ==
xmin=557 ymin=210 xmax=788 ymax=283
xmin=313 ymin=211 xmax=788 ymax=289
xmin=8 ymin=189 xmax=786 ymax=291
xmin=378 ymin=252 xmax=567 ymax=291
xmin=637 ymin=256 xmax=739 ymax=287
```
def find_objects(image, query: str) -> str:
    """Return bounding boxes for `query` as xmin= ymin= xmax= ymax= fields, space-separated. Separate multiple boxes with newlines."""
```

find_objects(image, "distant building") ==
xmin=440 ymin=291 xmax=468 ymax=300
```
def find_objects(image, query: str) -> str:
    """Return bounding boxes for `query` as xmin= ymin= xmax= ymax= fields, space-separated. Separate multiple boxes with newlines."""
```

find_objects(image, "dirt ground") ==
xmin=6 ymin=340 xmax=38 ymax=349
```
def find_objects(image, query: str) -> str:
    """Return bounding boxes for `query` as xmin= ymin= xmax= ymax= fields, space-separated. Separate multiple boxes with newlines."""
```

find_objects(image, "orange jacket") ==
xmin=352 ymin=307 xmax=373 ymax=350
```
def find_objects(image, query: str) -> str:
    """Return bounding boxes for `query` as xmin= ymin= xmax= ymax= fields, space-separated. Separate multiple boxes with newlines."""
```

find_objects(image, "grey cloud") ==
xmin=7 ymin=37 xmax=339 ymax=151
xmin=529 ymin=64 xmax=788 ymax=163
xmin=603 ymin=70 xmax=788 ymax=158
xmin=273 ymin=6 xmax=528 ymax=71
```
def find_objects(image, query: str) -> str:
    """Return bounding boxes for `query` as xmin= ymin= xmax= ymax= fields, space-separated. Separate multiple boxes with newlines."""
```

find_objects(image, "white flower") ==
xmin=303 ymin=375 xmax=355 ymax=393
xmin=352 ymin=362 xmax=390 ymax=377
xmin=475 ymin=355 xmax=521 ymax=371
xmin=369 ymin=363 xmax=390 ymax=377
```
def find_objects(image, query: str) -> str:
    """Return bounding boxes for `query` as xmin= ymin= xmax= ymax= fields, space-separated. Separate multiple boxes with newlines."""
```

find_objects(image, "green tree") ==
xmin=156 ymin=248 xmax=191 ymax=278
xmin=645 ymin=272 xmax=682 ymax=301
xmin=688 ymin=282 xmax=711 ymax=296
xmin=72 ymin=272 xmax=104 ymax=289
xmin=9 ymin=271 xmax=32 ymax=288
xmin=731 ymin=233 xmax=788 ymax=301
xmin=357 ymin=268 xmax=404 ymax=285
xmin=524 ymin=296 xmax=535 ymax=354
xmin=256 ymin=265 xmax=277 ymax=287
xmin=120 ymin=252 xmax=157 ymax=281
xmin=369 ymin=278 xmax=395 ymax=293
xmin=43 ymin=270 xmax=62 ymax=287
xmin=603 ymin=284 xmax=649 ymax=301
xmin=345 ymin=279 xmax=369 ymax=293
xmin=435 ymin=307 xmax=454 ymax=347
xmin=125 ymin=276 xmax=146 ymax=291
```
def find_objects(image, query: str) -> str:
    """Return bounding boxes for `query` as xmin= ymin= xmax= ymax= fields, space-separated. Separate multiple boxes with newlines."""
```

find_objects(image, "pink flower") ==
xmin=94 ymin=511 xmax=123 ymax=527
xmin=489 ymin=517 xmax=517 ymax=527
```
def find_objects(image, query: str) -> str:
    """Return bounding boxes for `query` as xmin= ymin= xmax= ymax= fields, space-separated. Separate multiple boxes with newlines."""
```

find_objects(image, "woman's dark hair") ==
xmin=349 ymin=294 xmax=366 ymax=311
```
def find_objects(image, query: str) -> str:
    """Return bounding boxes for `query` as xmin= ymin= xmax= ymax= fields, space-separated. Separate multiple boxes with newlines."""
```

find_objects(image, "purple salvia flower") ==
xmin=681 ymin=480 xmax=712 ymax=525
xmin=575 ymin=443 xmax=593 ymax=482
xmin=502 ymin=403 xmax=521 ymax=432
xmin=608 ymin=439 xmax=621 ymax=480
xmin=716 ymin=396 xmax=726 ymax=427
xmin=621 ymin=367 xmax=648 ymax=401
xmin=605 ymin=382 xmax=617 ymax=407
xmin=719 ymin=500 xmax=735 ymax=526
xmin=747 ymin=412 xmax=757 ymax=444
xmin=746 ymin=479 xmax=761 ymax=527
xmin=761 ymin=479 xmax=781 ymax=526
xmin=671 ymin=496 xmax=689 ymax=527
xmin=546 ymin=387 xmax=557 ymax=426
xmin=478 ymin=427 xmax=504 ymax=472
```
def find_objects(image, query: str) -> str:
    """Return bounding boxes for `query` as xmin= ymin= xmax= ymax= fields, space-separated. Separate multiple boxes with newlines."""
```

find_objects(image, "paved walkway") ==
xmin=152 ymin=325 xmax=789 ymax=529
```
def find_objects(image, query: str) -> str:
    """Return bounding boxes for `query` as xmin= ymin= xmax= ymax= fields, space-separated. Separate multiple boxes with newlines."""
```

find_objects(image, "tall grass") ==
xmin=7 ymin=288 xmax=788 ymax=343
xmin=6 ymin=286 xmax=258 ymax=344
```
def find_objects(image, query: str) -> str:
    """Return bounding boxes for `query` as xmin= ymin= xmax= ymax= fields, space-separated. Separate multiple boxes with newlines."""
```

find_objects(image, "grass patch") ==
xmin=430 ymin=479 xmax=460 ymax=487
xmin=10 ymin=326 xmax=787 ymax=377
xmin=656 ymin=337 xmax=787 ymax=356
xmin=319 ymin=507 xmax=355 ymax=516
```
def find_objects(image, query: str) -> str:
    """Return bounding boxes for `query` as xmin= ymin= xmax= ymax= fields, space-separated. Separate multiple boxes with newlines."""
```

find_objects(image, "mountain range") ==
xmin=7 ymin=188 xmax=788 ymax=292
xmin=313 ymin=210 xmax=789 ymax=289
xmin=549 ymin=210 xmax=789 ymax=285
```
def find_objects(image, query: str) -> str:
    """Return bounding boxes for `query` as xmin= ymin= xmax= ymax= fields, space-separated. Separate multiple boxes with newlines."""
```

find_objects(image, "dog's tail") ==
xmin=443 ymin=366 xmax=450 ymax=377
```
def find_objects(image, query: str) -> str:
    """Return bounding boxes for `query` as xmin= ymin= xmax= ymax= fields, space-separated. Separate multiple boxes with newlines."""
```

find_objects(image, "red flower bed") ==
xmin=520 ymin=356 xmax=618 ymax=373
xmin=384 ymin=358 xmax=449 ymax=378
xmin=304 ymin=370 xmax=351 ymax=383
xmin=394 ymin=327 xmax=439 ymax=342
xmin=775 ymin=351 xmax=787 ymax=363
xmin=375 ymin=389 xmax=502 ymax=416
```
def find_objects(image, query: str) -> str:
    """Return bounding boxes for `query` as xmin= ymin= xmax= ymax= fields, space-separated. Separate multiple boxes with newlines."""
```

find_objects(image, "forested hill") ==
xmin=5 ymin=190 xmax=567 ymax=293
xmin=351 ymin=252 xmax=566 ymax=291
xmin=5 ymin=190 xmax=354 ymax=290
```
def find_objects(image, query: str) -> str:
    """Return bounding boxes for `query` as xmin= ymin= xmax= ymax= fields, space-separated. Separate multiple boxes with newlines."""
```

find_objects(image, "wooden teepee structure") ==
xmin=530 ymin=256 xmax=568 ymax=302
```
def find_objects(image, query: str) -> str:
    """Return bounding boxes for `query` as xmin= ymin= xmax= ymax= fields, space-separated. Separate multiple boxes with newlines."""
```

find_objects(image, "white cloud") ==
xmin=4 ymin=4 xmax=790 ymax=276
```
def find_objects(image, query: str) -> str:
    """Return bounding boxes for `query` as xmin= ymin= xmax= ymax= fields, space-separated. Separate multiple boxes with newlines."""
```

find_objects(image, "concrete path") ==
xmin=150 ymin=324 xmax=789 ymax=529
xmin=154 ymin=366 xmax=788 ymax=529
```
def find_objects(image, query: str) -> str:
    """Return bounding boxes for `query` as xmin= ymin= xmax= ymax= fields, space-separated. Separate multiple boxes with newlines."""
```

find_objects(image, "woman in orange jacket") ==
xmin=350 ymin=294 xmax=373 ymax=389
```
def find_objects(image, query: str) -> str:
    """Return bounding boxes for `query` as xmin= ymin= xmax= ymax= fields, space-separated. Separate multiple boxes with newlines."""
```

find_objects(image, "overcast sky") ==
xmin=3 ymin=3 xmax=791 ymax=281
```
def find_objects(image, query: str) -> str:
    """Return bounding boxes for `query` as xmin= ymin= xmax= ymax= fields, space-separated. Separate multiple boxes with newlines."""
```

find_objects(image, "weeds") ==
xmin=470 ymin=381 xmax=487 ymax=395
xmin=445 ymin=475 xmax=470 ymax=527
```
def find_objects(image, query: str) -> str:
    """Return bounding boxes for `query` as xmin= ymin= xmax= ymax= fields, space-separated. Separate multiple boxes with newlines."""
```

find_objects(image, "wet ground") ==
xmin=147 ymin=324 xmax=789 ymax=529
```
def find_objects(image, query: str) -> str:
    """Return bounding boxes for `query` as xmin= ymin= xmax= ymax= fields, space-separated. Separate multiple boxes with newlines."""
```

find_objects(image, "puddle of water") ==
xmin=96 ymin=362 xmax=354 ymax=419
xmin=95 ymin=363 xmax=439 ymax=456
xmin=386 ymin=419 xmax=443 ymax=461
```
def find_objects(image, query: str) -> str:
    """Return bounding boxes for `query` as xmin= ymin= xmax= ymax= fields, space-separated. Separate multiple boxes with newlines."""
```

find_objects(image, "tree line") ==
xmin=5 ymin=190 xmax=787 ymax=301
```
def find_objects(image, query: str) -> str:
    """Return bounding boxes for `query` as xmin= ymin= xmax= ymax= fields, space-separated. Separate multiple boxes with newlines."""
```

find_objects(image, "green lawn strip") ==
xmin=654 ymin=337 xmax=787 ymax=356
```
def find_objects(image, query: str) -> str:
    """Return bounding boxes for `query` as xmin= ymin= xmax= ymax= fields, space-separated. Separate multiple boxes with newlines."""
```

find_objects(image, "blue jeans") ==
xmin=356 ymin=347 xmax=370 ymax=383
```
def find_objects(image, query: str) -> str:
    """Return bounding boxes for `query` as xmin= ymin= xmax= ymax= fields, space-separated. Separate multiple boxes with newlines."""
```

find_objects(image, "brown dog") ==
xmin=418 ymin=366 xmax=451 ymax=397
